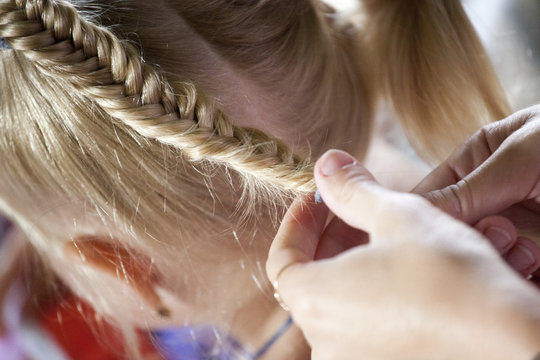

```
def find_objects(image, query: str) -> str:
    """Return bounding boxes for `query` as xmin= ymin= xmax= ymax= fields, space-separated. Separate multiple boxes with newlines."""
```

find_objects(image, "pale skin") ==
xmin=415 ymin=105 xmax=540 ymax=278
xmin=267 ymin=106 xmax=540 ymax=359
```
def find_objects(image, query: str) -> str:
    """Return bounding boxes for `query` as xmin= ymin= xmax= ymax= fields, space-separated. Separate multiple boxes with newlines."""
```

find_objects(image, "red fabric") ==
xmin=39 ymin=294 xmax=160 ymax=360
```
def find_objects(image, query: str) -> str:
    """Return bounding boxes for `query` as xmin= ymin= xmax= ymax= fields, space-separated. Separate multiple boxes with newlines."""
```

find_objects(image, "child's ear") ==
xmin=64 ymin=236 xmax=170 ymax=318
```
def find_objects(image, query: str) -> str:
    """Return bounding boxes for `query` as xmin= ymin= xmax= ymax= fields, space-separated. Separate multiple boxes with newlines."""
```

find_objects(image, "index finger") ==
xmin=266 ymin=195 xmax=329 ymax=286
xmin=413 ymin=113 xmax=530 ymax=195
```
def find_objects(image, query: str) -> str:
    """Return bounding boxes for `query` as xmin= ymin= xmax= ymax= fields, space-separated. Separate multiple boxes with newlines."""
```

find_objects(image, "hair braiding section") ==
xmin=0 ymin=0 xmax=315 ymax=193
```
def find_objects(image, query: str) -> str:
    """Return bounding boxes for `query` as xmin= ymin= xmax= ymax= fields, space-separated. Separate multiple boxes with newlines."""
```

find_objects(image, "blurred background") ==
xmin=465 ymin=0 xmax=540 ymax=109
xmin=329 ymin=0 xmax=540 ymax=110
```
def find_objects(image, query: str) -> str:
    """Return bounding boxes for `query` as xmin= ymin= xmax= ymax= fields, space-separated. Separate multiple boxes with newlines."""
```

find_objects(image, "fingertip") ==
xmin=316 ymin=149 xmax=357 ymax=177
xmin=505 ymin=237 xmax=540 ymax=277
xmin=314 ymin=150 xmax=387 ymax=232
xmin=475 ymin=216 xmax=517 ymax=254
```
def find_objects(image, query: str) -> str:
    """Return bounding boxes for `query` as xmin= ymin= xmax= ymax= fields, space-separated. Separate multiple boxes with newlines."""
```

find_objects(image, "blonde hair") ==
xmin=0 ymin=0 xmax=510 ymax=357
xmin=363 ymin=0 xmax=511 ymax=163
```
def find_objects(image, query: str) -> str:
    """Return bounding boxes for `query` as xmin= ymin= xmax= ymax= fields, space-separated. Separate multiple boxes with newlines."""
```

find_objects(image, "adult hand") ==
xmin=267 ymin=149 xmax=540 ymax=360
xmin=414 ymin=106 xmax=540 ymax=278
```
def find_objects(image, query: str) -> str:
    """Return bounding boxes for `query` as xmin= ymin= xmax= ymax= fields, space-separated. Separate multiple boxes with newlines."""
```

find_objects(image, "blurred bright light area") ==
xmin=464 ymin=0 xmax=540 ymax=109
xmin=324 ymin=0 xmax=540 ymax=109
xmin=324 ymin=0 xmax=358 ymax=12
xmin=464 ymin=0 xmax=508 ymax=43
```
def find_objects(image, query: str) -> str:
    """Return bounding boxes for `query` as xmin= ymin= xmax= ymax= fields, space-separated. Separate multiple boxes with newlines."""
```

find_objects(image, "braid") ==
xmin=0 ymin=0 xmax=315 ymax=193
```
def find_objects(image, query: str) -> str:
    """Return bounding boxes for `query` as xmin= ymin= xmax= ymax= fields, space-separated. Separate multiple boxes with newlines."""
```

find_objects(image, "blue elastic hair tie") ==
xmin=314 ymin=189 xmax=324 ymax=204
xmin=0 ymin=37 xmax=10 ymax=50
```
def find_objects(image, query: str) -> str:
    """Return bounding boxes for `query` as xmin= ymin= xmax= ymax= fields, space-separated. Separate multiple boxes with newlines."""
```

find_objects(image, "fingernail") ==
xmin=506 ymin=245 xmax=536 ymax=272
xmin=319 ymin=150 xmax=355 ymax=176
xmin=483 ymin=227 xmax=512 ymax=251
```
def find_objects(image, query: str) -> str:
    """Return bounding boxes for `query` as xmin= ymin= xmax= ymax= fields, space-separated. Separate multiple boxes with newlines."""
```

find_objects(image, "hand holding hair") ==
xmin=267 ymin=149 xmax=540 ymax=360
xmin=414 ymin=105 xmax=540 ymax=279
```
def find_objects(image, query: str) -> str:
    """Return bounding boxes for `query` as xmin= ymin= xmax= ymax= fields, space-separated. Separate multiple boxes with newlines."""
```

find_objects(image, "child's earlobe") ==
xmin=64 ymin=236 xmax=171 ymax=318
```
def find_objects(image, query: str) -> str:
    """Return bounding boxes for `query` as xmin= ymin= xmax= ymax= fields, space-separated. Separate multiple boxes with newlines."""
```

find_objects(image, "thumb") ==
xmin=314 ymin=149 xmax=415 ymax=235
xmin=423 ymin=141 xmax=537 ymax=224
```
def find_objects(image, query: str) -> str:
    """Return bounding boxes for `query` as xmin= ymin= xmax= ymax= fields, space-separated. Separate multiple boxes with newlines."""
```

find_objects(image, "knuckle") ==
xmin=448 ymin=181 xmax=471 ymax=219
xmin=443 ymin=182 xmax=469 ymax=218
xmin=514 ymin=105 xmax=540 ymax=121
xmin=425 ymin=185 xmax=464 ymax=218
xmin=294 ymin=296 xmax=317 ymax=320
xmin=391 ymin=193 xmax=432 ymax=214
xmin=503 ymin=131 xmax=536 ymax=159
xmin=371 ymin=194 xmax=432 ymax=234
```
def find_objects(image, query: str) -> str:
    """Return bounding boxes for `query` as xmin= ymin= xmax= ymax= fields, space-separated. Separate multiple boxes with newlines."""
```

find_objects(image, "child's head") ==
xmin=0 ymin=0 xmax=510 ymax=354
xmin=0 ymin=0 xmax=374 ymax=331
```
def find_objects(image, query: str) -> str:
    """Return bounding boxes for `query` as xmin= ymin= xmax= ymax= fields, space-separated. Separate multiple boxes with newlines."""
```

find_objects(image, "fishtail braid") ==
xmin=0 ymin=0 xmax=316 ymax=193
